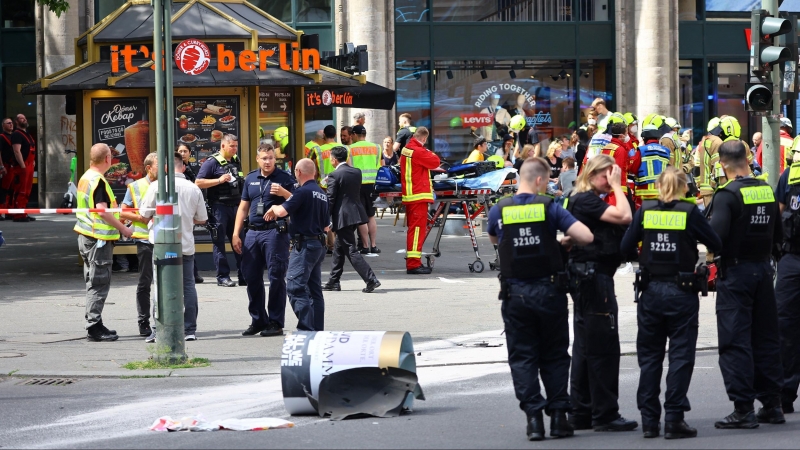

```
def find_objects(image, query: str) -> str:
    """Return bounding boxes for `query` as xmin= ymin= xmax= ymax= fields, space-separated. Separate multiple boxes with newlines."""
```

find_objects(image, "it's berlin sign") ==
xmin=110 ymin=39 xmax=321 ymax=75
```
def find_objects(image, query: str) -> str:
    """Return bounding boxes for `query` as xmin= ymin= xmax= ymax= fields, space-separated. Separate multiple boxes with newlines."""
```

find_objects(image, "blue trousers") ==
xmin=636 ymin=281 xmax=698 ymax=425
xmin=502 ymin=281 xmax=571 ymax=417
xmin=242 ymin=229 xmax=289 ymax=328
xmin=211 ymin=203 xmax=243 ymax=281
xmin=287 ymin=239 xmax=326 ymax=331
xmin=777 ymin=254 xmax=800 ymax=406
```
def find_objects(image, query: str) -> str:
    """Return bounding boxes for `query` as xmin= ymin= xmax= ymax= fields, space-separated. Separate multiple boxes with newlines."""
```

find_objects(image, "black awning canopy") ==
xmin=305 ymin=81 xmax=396 ymax=110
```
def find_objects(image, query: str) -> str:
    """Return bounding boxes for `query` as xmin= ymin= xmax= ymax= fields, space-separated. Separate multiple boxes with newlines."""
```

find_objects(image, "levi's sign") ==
xmin=460 ymin=114 xmax=493 ymax=128
xmin=110 ymin=39 xmax=320 ymax=75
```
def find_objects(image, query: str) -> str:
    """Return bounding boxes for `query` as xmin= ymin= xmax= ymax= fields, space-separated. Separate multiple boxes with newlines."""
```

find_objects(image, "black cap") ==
xmin=352 ymin=125 xmax=366 ymax=135
xmin=502 ymin=134 xmax=514 ymax=142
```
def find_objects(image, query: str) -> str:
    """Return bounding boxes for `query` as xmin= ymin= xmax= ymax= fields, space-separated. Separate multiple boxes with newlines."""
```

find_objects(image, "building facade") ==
xmin=3 ymin=0 xmax=793 ymax=205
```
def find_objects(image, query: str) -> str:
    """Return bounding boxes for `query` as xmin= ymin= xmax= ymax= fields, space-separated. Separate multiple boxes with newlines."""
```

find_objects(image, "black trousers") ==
xmin=502 ymin=280 xmax=571 ymax=417
xmin=636 ymin=281 xmax=699 ymax=426
xmin=329 ymin=224 xmax=376 ymax=284
xmin=570 ymin=272 xmax=622 ymax=424
xmin=776 ymin=254 xmax=800 ymax=406
xmin=135 ymin=242 xmax=154 ymax=324
xmin=717 ymin=260 xmax=783 ymax=411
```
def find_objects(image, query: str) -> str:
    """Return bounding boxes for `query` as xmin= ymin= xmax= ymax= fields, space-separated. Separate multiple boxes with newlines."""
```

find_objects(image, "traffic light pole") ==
xmin=763 ymin=0 xmax=781 ymax=189
xmin=152 ymin=0 xmax=185 ymax=363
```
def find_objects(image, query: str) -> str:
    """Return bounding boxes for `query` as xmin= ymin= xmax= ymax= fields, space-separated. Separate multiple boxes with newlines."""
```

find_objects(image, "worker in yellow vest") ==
xmin=350 ymin=124 xmax=382 ymax=254
xmin=120 ymin=152 xmax=158 ymax=338
xmin=315 ymin=125 xmax=346 ymax=252
xmin=74 ymin=143 xmax=134 ymax=342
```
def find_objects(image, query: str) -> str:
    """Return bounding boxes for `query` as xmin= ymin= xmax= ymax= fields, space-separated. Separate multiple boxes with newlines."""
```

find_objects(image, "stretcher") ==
xmin=379 ymin=182 xmax=517 ymax=273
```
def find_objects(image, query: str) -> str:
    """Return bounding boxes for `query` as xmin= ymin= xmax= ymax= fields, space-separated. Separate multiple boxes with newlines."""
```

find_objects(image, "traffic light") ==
xmin=745 ymin=82 xmax=773 ymax=112
xmin=751 ymin=9 xmax=793 ymax=76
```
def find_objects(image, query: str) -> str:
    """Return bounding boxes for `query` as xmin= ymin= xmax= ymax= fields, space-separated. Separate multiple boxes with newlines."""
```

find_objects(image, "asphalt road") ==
xmin=2 ymin=351 xmax=799 ymax=449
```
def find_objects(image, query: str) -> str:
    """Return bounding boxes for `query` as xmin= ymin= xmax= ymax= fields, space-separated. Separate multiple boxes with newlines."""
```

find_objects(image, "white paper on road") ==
xmin=149 ymin=415 xmax=294 ymax=431
xmin=437 ymin=277 xmax=464 ymax=283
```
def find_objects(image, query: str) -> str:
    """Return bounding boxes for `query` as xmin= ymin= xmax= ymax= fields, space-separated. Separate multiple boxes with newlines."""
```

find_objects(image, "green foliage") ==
xmin=37 ymin=0 xmax=71 ymax=18
xmin=123 ymin=358 xmax=210 ymax=370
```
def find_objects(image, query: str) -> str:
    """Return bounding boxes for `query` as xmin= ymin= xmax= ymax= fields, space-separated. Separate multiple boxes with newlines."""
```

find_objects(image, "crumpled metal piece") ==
xmin=308 ymin=367 xmax=425 ymax=421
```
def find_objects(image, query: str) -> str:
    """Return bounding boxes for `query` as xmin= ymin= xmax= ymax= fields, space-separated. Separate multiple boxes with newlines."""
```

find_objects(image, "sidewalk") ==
xmin=0 ymin=214 xmax=720 ymax=378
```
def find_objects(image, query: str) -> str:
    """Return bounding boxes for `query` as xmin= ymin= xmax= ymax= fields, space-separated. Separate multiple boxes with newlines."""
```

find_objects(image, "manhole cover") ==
xmin=19 ymin=378 xmax=76 ymax=386
xmin=0 ymin=352 xmax=25 ymax=358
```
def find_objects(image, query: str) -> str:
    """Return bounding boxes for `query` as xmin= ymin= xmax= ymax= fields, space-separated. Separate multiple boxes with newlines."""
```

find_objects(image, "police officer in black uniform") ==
xmin=774 ymin=151 xmax=800 ymax=413
xmin=232 ymin=143 xmax=294 ymax=337
xmin=196 ymin=134 xmax=245 ymax=287
xmin=265 ymin=158 xmax=329 ymax=331
xmin=710 ymin=140 xmax=785 ymax=429
xmin=487 ymin=157 xmax=594 ymax=441
xmin=621 ymin=167 xmax=722 ymax=439
xmin=565 ymin=154 xmax=637 ymax=432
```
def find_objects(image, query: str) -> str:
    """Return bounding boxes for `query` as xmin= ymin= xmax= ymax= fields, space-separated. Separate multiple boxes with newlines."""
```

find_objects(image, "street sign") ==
xmin=259 ymin=89 xmax=293 ymax=112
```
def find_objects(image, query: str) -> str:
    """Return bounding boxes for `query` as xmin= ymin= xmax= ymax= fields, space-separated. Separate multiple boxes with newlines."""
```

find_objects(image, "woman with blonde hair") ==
xmin=620 ymin=166 xmax=721 ymax=439
xmin=546 ymin=140 xmax=563 ymax=179
xmin=564 ymin=154 xmax=636 ymax=432
xmin=513 ymin=143 xmax=540 ymax=171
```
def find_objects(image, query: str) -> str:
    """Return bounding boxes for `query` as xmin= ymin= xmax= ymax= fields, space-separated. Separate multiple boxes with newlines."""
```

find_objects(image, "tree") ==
xmin=37 ymin=0 xmax=70 ymax=18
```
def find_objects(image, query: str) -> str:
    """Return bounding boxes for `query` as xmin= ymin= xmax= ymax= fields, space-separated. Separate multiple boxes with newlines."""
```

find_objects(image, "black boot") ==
xmin=783 ymin=402 xmax=795 ymax=414
xmin=642 ymin=423 xmax=660 ymax=438
xmin=756 ymin=406 xmax=786 ymax=424
xmin=594 ymin=416 xmax=638 ymax=432
xmin=664 ymin=420 xmax=697 ymax=439
xmin=87 ymin=323 xmax=118 ymax=342
xmin=550 ymin=410 xmax=574 ymax=438
xmin=714 ymin=409 xmax=758 ymax=429
xmin=526 ymin=411 xmax=545 ymax=441
xmin=568 ymin=414 xmax=593 ymax=431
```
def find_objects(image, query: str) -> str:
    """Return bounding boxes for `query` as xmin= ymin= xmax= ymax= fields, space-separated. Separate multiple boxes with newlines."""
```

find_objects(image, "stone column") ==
xmin=337 ymin=0 xmax=394 ymax=145
xmin=614 ymin=0 xmax=637 ymax=112
xmin=634 ymin=0 xmax=680 ymax=118
xmin=36 ymin=0 xmax=91 ymax=207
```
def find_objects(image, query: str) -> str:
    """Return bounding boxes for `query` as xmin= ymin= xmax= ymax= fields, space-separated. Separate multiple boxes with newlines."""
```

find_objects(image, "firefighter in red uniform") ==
xmin=399 ymin=126 xmax=440 ymax=274
xmin=625 ymin=112 xmax=642 ymax=205
xmin=599 ymin=113 xmax=634 ymax=207
xmin=9 ymin=114 xmax=36 ymax=222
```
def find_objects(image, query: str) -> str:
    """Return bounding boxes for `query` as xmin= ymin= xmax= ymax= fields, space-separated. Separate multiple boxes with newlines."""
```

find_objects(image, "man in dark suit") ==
xmin=323 ymin=146 xmax=381 ymax=293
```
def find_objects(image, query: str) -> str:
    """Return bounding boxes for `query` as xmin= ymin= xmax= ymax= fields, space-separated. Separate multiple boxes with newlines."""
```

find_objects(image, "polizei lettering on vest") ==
xmin=643 ymin=211 xmax=687 ymax=230
xmin=502 ymin=203 xmax=545 ymax=225
xmin=741 ymin=186 xmax=775 ymax=204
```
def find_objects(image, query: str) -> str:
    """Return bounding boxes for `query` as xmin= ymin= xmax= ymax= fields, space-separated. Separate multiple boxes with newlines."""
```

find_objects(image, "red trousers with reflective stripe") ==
xmin=405 ymin=201 xmax=429 ymax=270
xmin=8 ymin=153 xmax=35 ymax=218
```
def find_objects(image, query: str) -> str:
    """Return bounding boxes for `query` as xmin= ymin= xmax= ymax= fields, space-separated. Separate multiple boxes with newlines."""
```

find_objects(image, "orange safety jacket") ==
xmin=399 ymin=137 xmax=441 ymax=204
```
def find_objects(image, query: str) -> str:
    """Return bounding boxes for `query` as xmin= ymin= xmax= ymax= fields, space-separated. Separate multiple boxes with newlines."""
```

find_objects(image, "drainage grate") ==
xmin=19 ymin=378 xmax=76 ymax=386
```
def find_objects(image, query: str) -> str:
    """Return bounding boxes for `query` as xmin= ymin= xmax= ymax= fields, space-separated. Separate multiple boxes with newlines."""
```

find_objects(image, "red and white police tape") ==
xmin=0 ymin=205 xmax=172 ymax=215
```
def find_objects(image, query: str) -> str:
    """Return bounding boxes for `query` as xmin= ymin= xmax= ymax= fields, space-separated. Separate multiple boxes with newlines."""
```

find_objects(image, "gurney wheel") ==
xmin=426 ymin=255 xmax=435 ymax=268
xmin=434 ymin=251 xmax=441 ymax=258
xmin=472 ymin=260 xmax=484 ymax=273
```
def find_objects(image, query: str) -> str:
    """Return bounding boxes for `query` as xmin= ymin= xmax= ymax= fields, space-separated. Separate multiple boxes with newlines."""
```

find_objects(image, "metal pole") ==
xmin=153 ymin=0 xmax=185 ymax=363
xmin=762 ymin=0 xmax=781 ymax=189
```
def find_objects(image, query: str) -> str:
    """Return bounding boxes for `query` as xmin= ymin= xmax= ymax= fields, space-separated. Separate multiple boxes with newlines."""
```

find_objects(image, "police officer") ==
xmin=349 ymin=125 xmax=382 ymax=253
xmin=232 ymin=143 xmax=294 ymax=337
xmin=621 ymin=167 xmax=722 ymax=439
xmin=709 ymin=140 xmax=785 ymax=429
xmin=774 ymin=148 xmax=800 ymax=413
xmin=487 ymin=157 xmax=594 ymax=441
xmin=565 ymin=154 xmax=637 ymax=432
xmin=265 ymin=158 xmax=329 ymax=331
xmin=196 ymin=134 xmax=245 ymax=287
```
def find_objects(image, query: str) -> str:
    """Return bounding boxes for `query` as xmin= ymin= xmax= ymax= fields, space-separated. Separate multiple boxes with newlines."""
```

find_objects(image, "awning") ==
xmin=21 ymin=62 xmax=363 ymax=95
xmin=305 ymin=82 xmax=396 ymax=110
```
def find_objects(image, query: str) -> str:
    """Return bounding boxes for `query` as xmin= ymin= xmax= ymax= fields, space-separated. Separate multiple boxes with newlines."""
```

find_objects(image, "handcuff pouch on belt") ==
xmin=552 ymin=271 xmax=570 ymax=291
xmin=498 ymin=274 xmax=510 ymax=301
xmin=291 ymin=234 xmax=326 ymax=247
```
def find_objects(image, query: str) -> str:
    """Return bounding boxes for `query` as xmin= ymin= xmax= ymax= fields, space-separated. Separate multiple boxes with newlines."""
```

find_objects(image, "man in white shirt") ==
xmin=140 ymin=152 xmax=208 ymax=342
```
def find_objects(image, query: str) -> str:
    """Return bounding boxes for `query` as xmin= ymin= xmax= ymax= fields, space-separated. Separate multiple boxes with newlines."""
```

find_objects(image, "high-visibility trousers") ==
xmin=10 ymin=153 xmax=35 ymax=218
xmin=405 ymin=201 xmax=429 ymax=270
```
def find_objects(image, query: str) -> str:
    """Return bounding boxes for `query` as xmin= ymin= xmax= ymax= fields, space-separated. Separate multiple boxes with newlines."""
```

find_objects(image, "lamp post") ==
xmin=152 ymin=0 xmax=184 ymax=362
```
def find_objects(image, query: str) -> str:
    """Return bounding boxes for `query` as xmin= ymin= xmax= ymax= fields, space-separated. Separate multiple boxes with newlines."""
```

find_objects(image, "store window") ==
xmin=250 ymin=0 xmax=292 ymax=22
xmin=576 ymin=0 xmax=610 ymax=21
xmin=431 ymin=61 xmax=579 ymax=163
xmin=432 ymin=0 xmax=574 ymax=22
xmin=577 ymin=60 xmax=612 ymax=124
xmin=96 ymin=0 xmax=127 ymax=23
xmin=679 ymin=59 xmax=704 ymax=146
xmin=396 ymin=60 xmax=431 ymax=137
xmin=258 ymin=88 xmax=295 ymax=171
xmin=3 ymin=66 xmax=37 ymax=138
xmin=2 ymin=0 xmax=34 ymax=28
xmin=396 ymin=0 xmax=429 ymax=22
xmin=250 ymin=0 xmax=331 ymax=23
xmin=713 ymin=62 xmax=750 ymax=144
xmin=304 ymin=107 xmax=333 ymax=152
